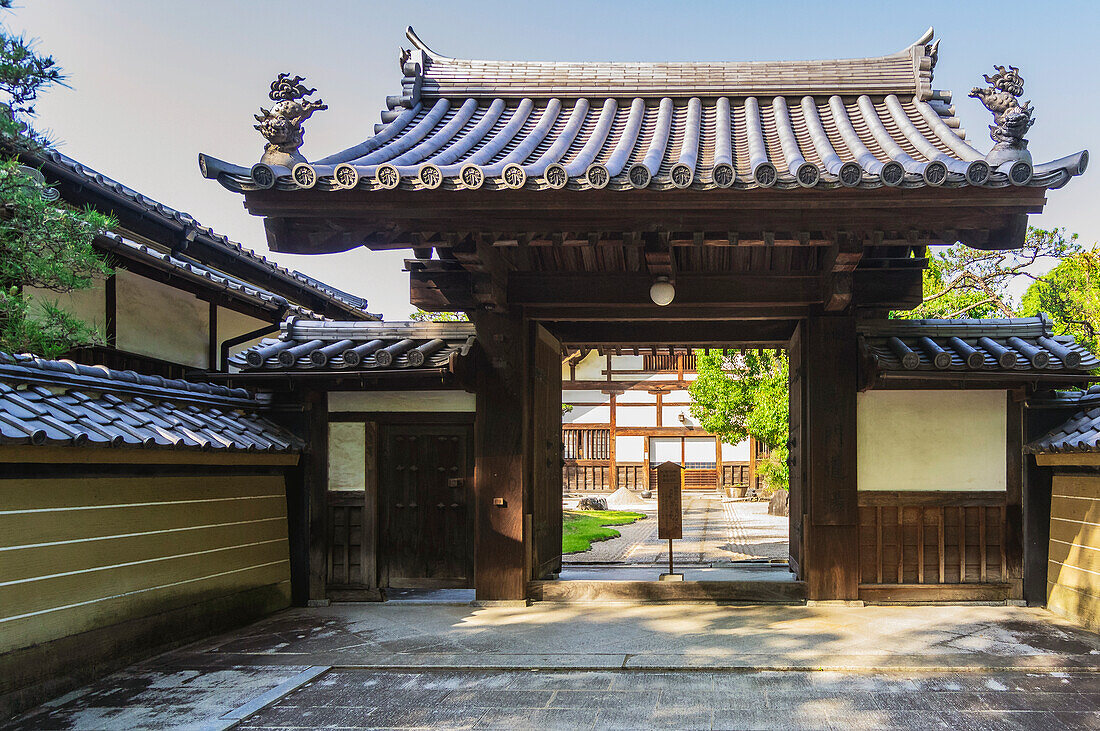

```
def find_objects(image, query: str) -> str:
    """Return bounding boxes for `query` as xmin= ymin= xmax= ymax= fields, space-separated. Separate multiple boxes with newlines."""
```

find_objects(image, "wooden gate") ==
xmin=379 ymin=424 xmax=473 ymax=588
xmin=531 ymin=325 xmax=563 ymax=579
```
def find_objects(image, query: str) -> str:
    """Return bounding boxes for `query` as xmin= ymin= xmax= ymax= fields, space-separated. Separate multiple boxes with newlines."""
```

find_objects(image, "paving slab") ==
xmin=6 ymin=602 xmax=1100 ymax=729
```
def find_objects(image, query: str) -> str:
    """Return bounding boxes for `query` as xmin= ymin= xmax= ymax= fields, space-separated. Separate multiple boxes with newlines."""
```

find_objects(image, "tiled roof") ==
xmin=1027 ymin=386 xmax=1100 ymax=454
xmin=35 ymin=149 xmax=378 ymax=319
xmin=98 ymin=231 xmax=323 ymax=319
xmin=859 ymin=316 xmax=1099 ymax=374
xmin=230 ymin=318 xmax=476 ymax=372
xmin=0 ymin=352 xmax=302 ymax=452
xmin=201 ymin=27 xmax=1086 ymax=194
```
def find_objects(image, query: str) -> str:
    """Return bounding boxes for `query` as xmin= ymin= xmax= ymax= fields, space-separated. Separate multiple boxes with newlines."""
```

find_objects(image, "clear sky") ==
xmin=10 ymin=1 xmax=1099 ymax=318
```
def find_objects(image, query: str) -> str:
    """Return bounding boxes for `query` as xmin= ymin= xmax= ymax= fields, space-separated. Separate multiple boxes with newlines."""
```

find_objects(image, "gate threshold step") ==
xmin=528 ymin=579 xmax=806 ymax=604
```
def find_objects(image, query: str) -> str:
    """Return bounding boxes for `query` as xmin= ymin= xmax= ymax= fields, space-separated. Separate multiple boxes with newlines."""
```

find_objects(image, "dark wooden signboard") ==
xmin=656 ymin=461 xmax=683 ymax=540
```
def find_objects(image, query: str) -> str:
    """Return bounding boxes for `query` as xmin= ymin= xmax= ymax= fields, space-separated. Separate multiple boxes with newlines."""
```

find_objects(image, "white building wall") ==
xmin=115 ymin=269 xmax=208 ymax=367
xmin=616 ymin=436 xmax=645 ymax=461
xmin=722 ymin=440 xmax=750 ymax=461
xmin=857 ymin=389 xmax=1006 ymax=492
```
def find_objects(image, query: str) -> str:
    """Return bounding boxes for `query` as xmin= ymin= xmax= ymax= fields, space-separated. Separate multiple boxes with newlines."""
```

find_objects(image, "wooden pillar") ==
xmin=803 ymin=315 xmax=860 ymax=601
xmin=747 ymin=435 xmax=757 ymax=493
xmin=363 ymin=421 xmax=380 ymax=591
xmin=207 ymin=301 xmax=218 ymax=371
xmin=715 ymin=436 xmax=724 ymax=491
xmin=608 ymin=392 xmax=618 ymax=491
xmin=1005 ymin=391 xmax=1024 ymax=598
xmin=305 ymin=389 xmax=329 ymax=602
xmin=642 ymin=437 xmax=651 ymax=493
xmin=655 ymin=392 xmax=664 ymax=426
xmin=472 ymin=310 xmax=529 ymax=601
xmin=104 ymin=272 xmax=117 ymax=346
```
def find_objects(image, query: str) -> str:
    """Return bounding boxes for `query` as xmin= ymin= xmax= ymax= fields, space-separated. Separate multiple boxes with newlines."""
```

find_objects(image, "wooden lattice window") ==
xmin=562 ymin=428 xmax=610 ymax=460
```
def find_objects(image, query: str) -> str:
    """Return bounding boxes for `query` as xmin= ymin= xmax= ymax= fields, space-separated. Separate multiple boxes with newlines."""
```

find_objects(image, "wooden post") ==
xmin=207 ymin=301 xmax=218 ymax=371
xmin=1005 ymin=391 xmax=1024 ymax=598
xmin=803 ymin=315 xmax=860 ymax=601
xmin=747 ymin=435 xmax=757 ymax=493
xmin=306 ymin=389 xmax=328 ymax=602
xmin=642 ymin=437 xmax=651 ymax=493
xmin=656 ymin=461 xmax=684 ymax=580
xmin=608 ymin=392 xmax=618 ymax=491
xmin=655 ymin=391 xmax=663 ymax=426
xmin=363 ymin=421 xmax=379 ymax=590
xmin=472 ymin=310 xmax=529 ymax=601
xmin=715 ymin=436 xmax=724 ymax=492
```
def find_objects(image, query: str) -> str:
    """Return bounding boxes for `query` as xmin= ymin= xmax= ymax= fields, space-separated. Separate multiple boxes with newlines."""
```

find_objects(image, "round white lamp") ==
xmin=649 ymin=276 xmax=675 ymax=306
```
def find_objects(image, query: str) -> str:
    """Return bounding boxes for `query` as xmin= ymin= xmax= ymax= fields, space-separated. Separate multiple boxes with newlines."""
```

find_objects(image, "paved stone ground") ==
xmin=7 ymin=603 xmax=1100 ymax=729
xmin=236 ymin=668 xmax=1100 ymax=730
xmin=564 ymin=494 xmax=788 ymax=565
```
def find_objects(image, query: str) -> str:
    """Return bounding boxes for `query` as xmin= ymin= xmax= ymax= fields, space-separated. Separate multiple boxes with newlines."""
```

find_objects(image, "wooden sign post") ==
xmin=655 ymin=461 xmax=683 ymax=581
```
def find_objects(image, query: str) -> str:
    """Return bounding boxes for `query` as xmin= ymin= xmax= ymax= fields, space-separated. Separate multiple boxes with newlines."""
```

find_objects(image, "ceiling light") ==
xmin=650 ymin=276 xmax=675 ymax=306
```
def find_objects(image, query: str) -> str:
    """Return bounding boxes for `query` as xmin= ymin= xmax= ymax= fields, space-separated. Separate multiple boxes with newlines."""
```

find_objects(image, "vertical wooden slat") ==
xmin=999 ymin=505 xmax=1007 ymax=582
xmin=897 ymin=506 xmax=904 ymax=584
xmin=326 ymin=505 xmax=335 ymax=582
xmin=938 ymin=507 xmax=945 ymax=584
xmin=876 ymin=506 xmax=883 ymax=584
xmin=363 ymin=422 xmax=378 ymax=589
xmin=341 ymin=506 xmax=350 ymax=584
xmin=959 ymin=506 xmax=966 ymax=583
xmin=917 ymin=506 xmax=925 ymax=584
xmin=979 ymin=507 xmax=988 ymax=583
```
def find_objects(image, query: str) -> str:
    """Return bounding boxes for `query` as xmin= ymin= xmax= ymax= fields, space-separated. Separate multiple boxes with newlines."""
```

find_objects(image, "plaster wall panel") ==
xmin=115 ymin=269 xmax=208 ymax=368
xmin=857 ymin=389 xmax=1006 ymax=492
xmin=24 ymin=278 xmax=106 ymax=333
xmin=616 ymin=406 xmax=657 ymax=427
xmin=722 ymin=439 xmax=750 ymax=461
xmin=650 ymin=437 xmax=683 ymax=464
xmin=617 ymin=390 xmax=654 ymax=404
xmin=329 ymin=390 xmax=475 ymax=412
xmin=217 ymin=307 xmax=273 ymax=367
xmin=562 ymin=390 xmax=598 ymax=404
xmin=328 ymin=422 xmax=366 ymax=491
xmin=616 ymin=435 xmax=645 ymax=461
xmin=663 ymin=405 xmax=698 ymax=427
xmin=565 ymin=404 xmax=610 ymax=424
xmin=572 ymin=354 xmax=605 ymax=380
xmin=684 ymin=437 xmax=717 ymax=463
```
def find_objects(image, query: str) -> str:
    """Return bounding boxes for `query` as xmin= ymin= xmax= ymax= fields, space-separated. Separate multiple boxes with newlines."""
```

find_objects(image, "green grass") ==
xmin=562 ymin=509 xmax=647 ymax=554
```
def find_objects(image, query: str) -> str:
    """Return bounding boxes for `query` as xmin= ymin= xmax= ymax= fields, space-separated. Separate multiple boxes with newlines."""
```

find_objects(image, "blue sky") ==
xmin=10 ymin=1 xmax=1099 ymax=318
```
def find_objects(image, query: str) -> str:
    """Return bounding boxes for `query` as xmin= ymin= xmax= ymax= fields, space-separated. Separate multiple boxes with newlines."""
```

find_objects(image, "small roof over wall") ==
xmin=860 ymin=316 xmax=1099 ymax=377
xmin=1028 ymin=386 xmax=1100 ymax=454
xmin=0 ymin=352 xmax=301 ymax=452
xmin=229 ymin=318 xmax=476 ymax=373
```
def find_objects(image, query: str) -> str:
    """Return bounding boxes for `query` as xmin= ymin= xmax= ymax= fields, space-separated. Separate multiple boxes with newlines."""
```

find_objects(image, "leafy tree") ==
xmin=1019 ymin=246 xmax=1100 ymax=355
xmin=0 ymin=3 xmax=113 ymax=357
xmin=897 ymin=228 xmax=1079 ymax=319
xmin=689 ymin=349 xmax=789 ymax=492
xmin=408 ymin=309 xmax=469 ymax=322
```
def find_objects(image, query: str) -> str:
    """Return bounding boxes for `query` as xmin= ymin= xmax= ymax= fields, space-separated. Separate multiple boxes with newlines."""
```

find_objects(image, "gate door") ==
xmin=380 ymin=424 xmax=473 ymax=588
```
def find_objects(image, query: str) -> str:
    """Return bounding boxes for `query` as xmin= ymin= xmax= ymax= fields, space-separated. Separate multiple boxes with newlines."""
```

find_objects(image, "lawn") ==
xmin=562 ymin=509 xmax=647 ymax=554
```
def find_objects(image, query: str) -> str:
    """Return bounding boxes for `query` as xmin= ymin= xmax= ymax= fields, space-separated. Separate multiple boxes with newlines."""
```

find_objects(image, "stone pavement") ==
xmin=6 ymin=602 xmax=1100 ymax=729
xmin=564 ymin=494 xmax=788 ymax=565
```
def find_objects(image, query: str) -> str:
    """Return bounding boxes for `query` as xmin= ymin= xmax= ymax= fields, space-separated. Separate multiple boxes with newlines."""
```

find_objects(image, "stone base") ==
xmin=472 ymin=599 xmax=531 ymax=608
xmin=659 ymin=573 xmax=684 ymax=582
xmin=806 ymin=600 xmax=865 ymax=607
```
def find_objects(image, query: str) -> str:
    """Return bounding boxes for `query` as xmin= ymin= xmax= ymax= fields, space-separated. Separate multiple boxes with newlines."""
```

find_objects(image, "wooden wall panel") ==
xmin=858 ymin=491 xmax=1008 ymax=587
xmin=1047 ymin=472 xmax=1100 ymax=632
xmin=0 ymin=473 xmax=291 ymax=655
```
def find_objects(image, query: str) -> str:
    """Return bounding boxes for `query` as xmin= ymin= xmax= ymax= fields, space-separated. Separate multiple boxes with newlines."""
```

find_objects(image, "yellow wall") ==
xmin=23 ymin=278 xmax=107 ymax=335
xmin=218 ymin=307 xmax=273 ymax=370
xmin=0 ymin=472 xmax=291 ymax=654
xmin=115 ymin=269 xmax=209 ymax=368
xmin=1047 ymin=472 xmax=1100 ymax=632
xmin=857 ymin=389 xmax=1007 ymax=492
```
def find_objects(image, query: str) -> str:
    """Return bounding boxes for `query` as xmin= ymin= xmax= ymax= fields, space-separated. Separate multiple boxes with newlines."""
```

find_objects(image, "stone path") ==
xmin=564 ymin=494 xmax=788 ymax=565
xmin=6 ymin=603 xmax=1100 ymax=729
xmin=236 ymin=667 xmax=1100 ymax=730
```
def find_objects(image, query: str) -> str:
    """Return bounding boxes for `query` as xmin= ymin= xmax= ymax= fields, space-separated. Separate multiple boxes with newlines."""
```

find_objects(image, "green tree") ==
xmin=898 ymin=228 xmax=1080 ymax=319
xmin=689 ymin=349 xmax=789 ymax=492
xmin=408 ymin=309 xmax=469 ymax=322
xmin=0 ymin=3 xmax=113 ymax=357
xmin=1019 ymin=246 xmax=1100 ymax=355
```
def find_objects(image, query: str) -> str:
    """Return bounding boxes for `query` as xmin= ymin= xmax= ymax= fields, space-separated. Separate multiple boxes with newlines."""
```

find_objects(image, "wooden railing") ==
xmin=562 ymin=462 xmax=645 ymax=492
xmin=562 ymin=427 xmax=610 ymax=460
xmin=643 ymin=353 xmax=696 ymax=372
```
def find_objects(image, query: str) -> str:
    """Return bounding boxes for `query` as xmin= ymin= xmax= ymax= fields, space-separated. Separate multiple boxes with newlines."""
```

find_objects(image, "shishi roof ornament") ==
xmin=969 ymin=65 xmax=1035 ymax=166
xmin=254 ymin=73 xmax=328 ymax=166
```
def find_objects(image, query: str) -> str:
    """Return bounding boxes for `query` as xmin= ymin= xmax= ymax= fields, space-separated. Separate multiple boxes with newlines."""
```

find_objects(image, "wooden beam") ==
xmin=548 ymin=320 xmax=797 ymax=348
xmin=508 ymin=273 xmax=824 ymax=307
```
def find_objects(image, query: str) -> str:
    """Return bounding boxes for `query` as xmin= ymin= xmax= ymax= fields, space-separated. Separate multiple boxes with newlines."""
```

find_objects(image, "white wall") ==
xmin=616 ymin=435 xmax=645 ymax=461
xmin=328 ymin=422 xmax=366 ymax=491
xmin=24 ymin=277 xmax=107 ymax=335
xmin=684 ymin=437 xmax=717 ymax=462
xmin=616 ymin=407 xmax=656 ymax=427
xmin=722 ymin=439 xmax=750 ymax=461
xmin=857 ymin=390 xmax=1007 ymax=492
xmin=218 ymin=307 xmax=272 ymax=369
xmin=651 ymin=437 xmax=682 ymax=464
xmin=116 ymin=269 xmax=209 ymax=367
xmin=329 ymin=390 xmax=475 ymax=412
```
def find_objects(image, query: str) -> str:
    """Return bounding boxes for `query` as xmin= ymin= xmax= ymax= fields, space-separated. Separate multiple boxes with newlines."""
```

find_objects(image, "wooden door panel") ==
xmin=380 ymin=424 xmax=473 ymax=588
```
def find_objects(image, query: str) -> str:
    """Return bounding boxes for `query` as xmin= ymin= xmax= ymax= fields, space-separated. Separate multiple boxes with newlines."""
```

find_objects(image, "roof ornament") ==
xmin=970 ymin=65 xmax=1034 ymax=167
xmin=254 ymin=73 xmax=328 ymax=166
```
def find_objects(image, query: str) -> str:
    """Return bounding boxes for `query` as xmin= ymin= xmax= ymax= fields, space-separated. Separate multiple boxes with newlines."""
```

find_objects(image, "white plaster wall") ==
xmin=651 ymin=437 xmax=682 ymax=464
xmin=663 ymin=405 xmax=699 ymax=427
xmin=116 ymin=269 xmax=208 ymax=367
xmin=218 ymin=307 xmax=272 ymax=370
xmin=329 ymin=390 xmax=475 ymax=412
xmin=857 ymin=389 xmax=1006 ymax=492
xmin=561 ymin=390 xmax=595 ymax=405
xmin=571 ymin=353 xmax=605 ymax=380
xmin=684 ymin=437 xmax=717 ymax=462
xmin=616 ymin=435 xmax=645 ymax=461
xmin=616 ymin=406 xmax=657 ymax=427
xmin=564 ymin=404 xmax=610 ymax=424
xmin=328 ymin=422 xmax=365 ymax=491
xmin=24 ymin=278 xmax=106 ymax=334
xmin=616 ymin=390 xmax=653 ymax=404
xmin=722 ymin=439 xmax=750 ymax=461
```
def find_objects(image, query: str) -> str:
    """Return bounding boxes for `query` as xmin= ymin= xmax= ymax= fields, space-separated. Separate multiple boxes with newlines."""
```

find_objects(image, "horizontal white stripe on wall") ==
xmin=328 ymin=390 xmax=475 ymax=413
